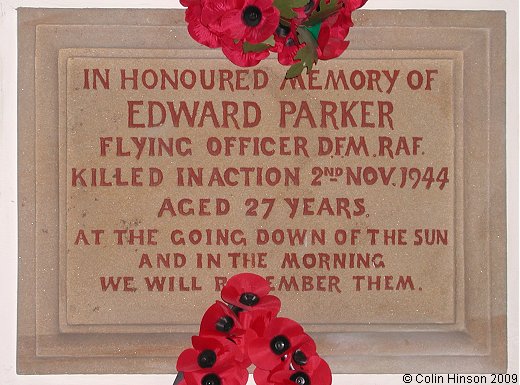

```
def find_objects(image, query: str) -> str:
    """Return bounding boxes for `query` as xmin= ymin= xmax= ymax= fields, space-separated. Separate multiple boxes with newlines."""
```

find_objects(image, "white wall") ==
xmin=0 ymin=1 xmax=518 ymax=384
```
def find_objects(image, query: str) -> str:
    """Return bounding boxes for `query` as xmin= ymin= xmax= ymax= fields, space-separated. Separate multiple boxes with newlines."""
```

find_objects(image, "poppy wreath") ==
xmin=179 ymin=0 xmax=367 ymax=78
xmin=175 ymin=273 xmax=332 ymax=385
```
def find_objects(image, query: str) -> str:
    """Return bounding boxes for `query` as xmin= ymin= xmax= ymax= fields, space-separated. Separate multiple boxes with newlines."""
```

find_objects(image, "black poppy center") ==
xmin=304 ymin=0 xmax=315 ymax=14
xmin=276 ymin=24 xmax=291 ymax=37
xmin=228 ymin=304 xmax=244 ymax=315
xmin=242 ymin=6 xmax=262 ymax=27
xmin=285 ymin=38 xmax=296 ymax=47
xmin=197 ymin=350 xmax=217 ymax=369
xmin=239 ymin=292 xmax=260 ymax=306
xmin=293 ymin=350 xmax=308 ymax=365
xmin=202 ymin=373 xmax=221 ymax=385
xmin=290 ymin=372 xmax=311 ymax=385
xmin=270 ymin=335 xmax=291 ymax=355
xmin=215 ymin=316 xmax=235 ymax=333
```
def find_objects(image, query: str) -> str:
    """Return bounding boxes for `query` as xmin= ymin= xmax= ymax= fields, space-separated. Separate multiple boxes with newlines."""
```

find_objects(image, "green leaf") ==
xmin=274 ymin=0 xmax=308 ymax=19
xmin=304 ymin=0 xmax=341 ymax=26
xmin=286 ymin=62 xmax=305 ymax=79
xmin=262 ymin=35 xmax=276 ymax=47
xmin=306 ymin=22 xmax=322 ymax=40
xmin=243 ymin=36 xmax=276 ymax=53
xmin=294 ymin=45 xmax=317 ymax=72
xmin=296 ymin=26 xmax=319 ymax=65
xmin=285 ymin=27 xmax=319 ymax=79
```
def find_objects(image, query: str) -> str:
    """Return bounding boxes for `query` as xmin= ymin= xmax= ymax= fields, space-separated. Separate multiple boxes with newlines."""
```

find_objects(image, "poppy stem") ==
xmin=173 ymin=371 xmax=184 ymax=385
xmin=279 ymin=17 xmax=292 ymax=27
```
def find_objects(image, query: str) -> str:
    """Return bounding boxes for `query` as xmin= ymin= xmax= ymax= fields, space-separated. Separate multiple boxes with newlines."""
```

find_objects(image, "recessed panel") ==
xmin=17 ymin=8 xmax=506 ymax=374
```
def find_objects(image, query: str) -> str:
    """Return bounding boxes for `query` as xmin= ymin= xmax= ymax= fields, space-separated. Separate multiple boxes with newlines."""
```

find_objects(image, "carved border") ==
xmin=18 ymin=9 xmax=506 ymax=374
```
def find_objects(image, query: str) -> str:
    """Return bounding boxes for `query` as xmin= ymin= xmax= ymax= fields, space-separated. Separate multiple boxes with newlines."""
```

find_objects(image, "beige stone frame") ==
xmin=18 ymin=8 xmax=506 ymax=374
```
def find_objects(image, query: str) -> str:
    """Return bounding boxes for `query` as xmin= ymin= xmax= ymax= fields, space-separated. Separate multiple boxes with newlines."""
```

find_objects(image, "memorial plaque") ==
xmin=18 ymin=8 xmax=507 ymax=374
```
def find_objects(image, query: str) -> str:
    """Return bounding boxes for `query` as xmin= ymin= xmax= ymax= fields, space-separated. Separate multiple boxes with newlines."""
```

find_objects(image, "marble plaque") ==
xmin=17 ymin=8 xmax=507 ymax=374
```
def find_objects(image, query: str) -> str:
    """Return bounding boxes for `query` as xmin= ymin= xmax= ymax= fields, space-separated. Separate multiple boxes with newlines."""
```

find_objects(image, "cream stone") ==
xmin=18 ymin=8 xmax=506 ymax=374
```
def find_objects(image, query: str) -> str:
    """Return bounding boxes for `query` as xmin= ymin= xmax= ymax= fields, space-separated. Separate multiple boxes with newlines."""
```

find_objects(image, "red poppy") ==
xmin=293 ymin=0 xmax=319 ymax=21
xmin=252 ymin=336 xmax=319 ymax=385
xmin=253 ymin=333 xmax=318 ymax=383
xmin=272 ymin=23 xmax=303 ymax=65
xmin=177 ymin=335 xmax=249 ymax=385
xmin=221 ymin=39 xmax=271 ymax=67
xmin=316 ymin=3 xmax=354 ymax=60
xmin=316 ymin=24 xmax=350 ymax=60
xmin=240 ymin=306 xmax=279 ymax=345
xmin=289 ymin=338 xmax=318 ymax=370
xmin=177 ymin=336 xmax=234 ymax=372
xmin=220 ymin=0 xmax=280 ymax=44
xmin=346 ymin=0 xmax=368 ymax=11
xmin=200 ymin=301 xmax=245 ymax=339
xmin=247 ymin=318 xmax=315 ymax=370
xmin=184 ymin=366 xmax=249 ymax=385
xmin=268 ymin=356 xmax=332 ymax=385
xmin=221 ymin=273 xmax=281 ymax=315
xmin=200 ymin=301 xmax=266 ymax=367
xmin=253 ymin=367 xmax=276 ymax=385
xmin=181 ymin=0 xmax=228 ymax=48
xmin=315 ymin=0 xmax=368 ymax=60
